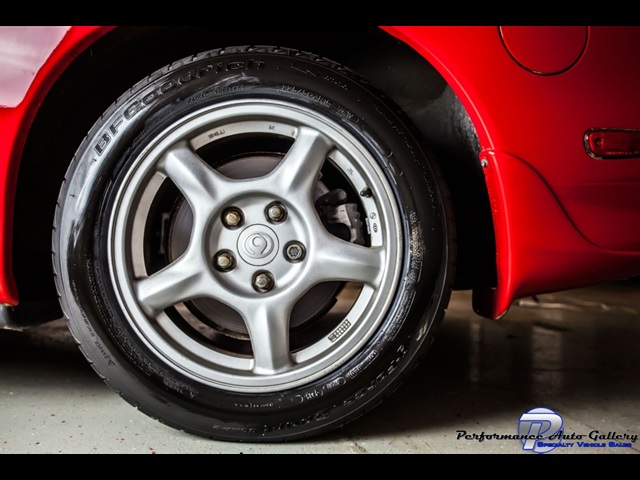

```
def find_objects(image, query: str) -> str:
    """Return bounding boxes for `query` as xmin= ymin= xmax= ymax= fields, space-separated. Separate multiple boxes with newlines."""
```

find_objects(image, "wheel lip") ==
xmin=107 ymin=98 xmax=404 ymax=392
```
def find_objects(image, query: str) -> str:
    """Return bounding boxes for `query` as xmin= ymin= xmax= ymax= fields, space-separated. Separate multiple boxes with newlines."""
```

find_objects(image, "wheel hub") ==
xmin=237 ymin=225 xmax=279 ymax=266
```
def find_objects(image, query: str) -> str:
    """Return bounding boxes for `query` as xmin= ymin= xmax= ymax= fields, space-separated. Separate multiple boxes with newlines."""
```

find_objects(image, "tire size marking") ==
xmin=279 ymin=86 xmax=331 ymax=106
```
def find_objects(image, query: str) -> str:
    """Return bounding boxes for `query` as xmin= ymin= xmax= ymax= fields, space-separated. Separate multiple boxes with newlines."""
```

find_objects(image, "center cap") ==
xmin=237 ymin=225 xmax=279 ymax=266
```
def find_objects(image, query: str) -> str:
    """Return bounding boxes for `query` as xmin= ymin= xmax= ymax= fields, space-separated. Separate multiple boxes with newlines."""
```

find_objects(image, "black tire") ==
xmin=53 ymin=46 xmax=455 ymax=442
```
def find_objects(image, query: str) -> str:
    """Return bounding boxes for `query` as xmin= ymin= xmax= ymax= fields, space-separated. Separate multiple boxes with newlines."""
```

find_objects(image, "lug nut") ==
xmin=253 ymin=271 xmax=274 ymax=292
xmin=285 ymin=241 xmax=306 ymax=262
xmin=222 ymin=208 xmax=243 ymax=228
xmin=214 ymin=251 xmax=236 ymax=271
xmin=266 ymin=202 xmax=287 ymax=223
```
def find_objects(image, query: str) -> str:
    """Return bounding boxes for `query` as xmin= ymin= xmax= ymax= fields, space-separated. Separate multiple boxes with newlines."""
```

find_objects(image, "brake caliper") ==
xmin=316 ymin=189 xmax=365 ymax=245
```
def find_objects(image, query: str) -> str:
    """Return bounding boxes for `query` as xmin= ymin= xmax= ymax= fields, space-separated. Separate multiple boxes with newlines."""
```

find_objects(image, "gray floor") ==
xmin=1 ymin=282 xmax=639 ymax=454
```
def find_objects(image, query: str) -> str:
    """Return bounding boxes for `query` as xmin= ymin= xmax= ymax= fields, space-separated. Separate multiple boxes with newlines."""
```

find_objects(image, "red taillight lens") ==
xmin=585 ymin=129 xmax=640 ymax=159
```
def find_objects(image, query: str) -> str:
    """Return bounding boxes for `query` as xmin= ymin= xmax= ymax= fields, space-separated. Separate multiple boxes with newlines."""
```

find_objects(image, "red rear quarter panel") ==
xmin=384 ymin=26 xmax=640 ymax=317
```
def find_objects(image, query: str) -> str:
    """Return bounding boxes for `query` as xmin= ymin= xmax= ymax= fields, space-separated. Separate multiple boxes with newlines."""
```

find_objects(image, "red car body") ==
xmin=2 ymin=26 xmax=638 ymax=321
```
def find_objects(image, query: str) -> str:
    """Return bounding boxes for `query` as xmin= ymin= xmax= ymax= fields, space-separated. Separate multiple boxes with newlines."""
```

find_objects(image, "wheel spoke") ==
xmin=242 ymin=302 xmax=293 ymax=374
xmin=135 ymin=252 xmax=209 ymax=316
xmin=309 ymin=232 xmax=385 ymax=286
xmin=271 ymin=127 xmax=333 ymax=197
xmin=158 ymin=141 xmax=229 ymax=213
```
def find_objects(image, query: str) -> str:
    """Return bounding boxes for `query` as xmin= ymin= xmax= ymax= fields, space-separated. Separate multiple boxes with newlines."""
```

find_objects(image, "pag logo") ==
xmin=518 ymin=407 xmax=563 ymax=454
xmin=456 ymin=407 xmax=635 ymax=452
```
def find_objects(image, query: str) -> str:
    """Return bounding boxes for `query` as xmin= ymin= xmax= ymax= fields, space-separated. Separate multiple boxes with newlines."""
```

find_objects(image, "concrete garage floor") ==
xmin=1 ymin=282 xmax=638 ymax=454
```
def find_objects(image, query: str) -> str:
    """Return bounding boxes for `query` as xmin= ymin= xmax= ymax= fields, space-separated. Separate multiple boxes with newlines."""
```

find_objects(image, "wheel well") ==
xmin=12 ymin=26 xmax=495 ymax=312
